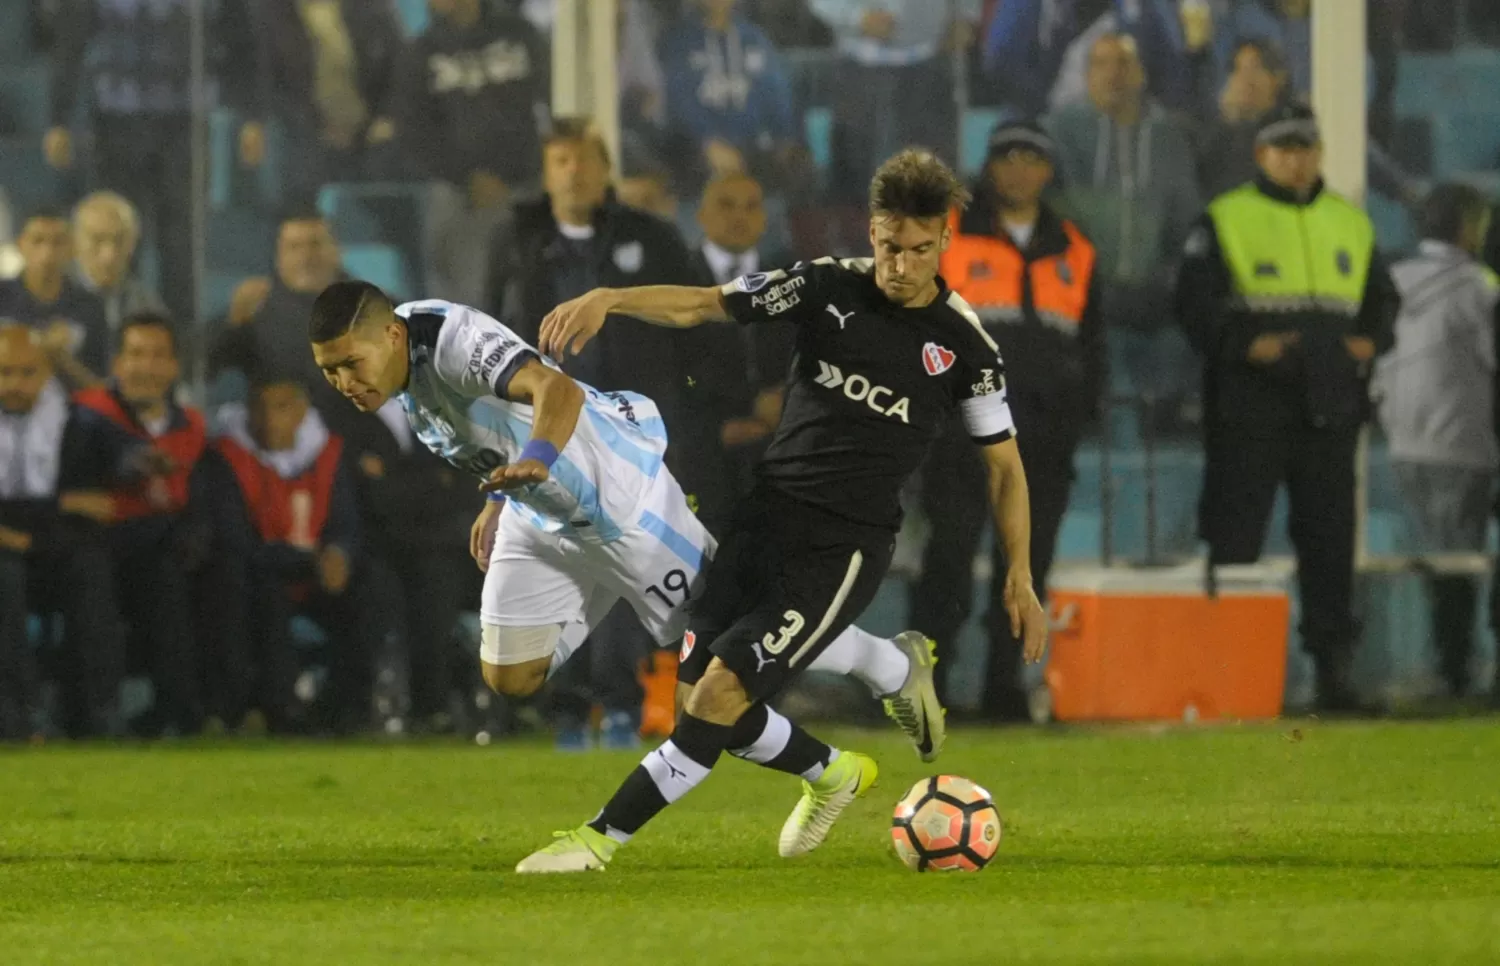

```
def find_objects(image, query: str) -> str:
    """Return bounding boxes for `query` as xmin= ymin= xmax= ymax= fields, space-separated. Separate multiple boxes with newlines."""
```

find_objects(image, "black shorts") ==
xmin=677 ymin=485 xmax=894 ymax=701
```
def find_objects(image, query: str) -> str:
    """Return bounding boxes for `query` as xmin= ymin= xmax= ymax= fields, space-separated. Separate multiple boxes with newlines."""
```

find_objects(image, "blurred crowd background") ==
xmin=3 ymin=0 xmax=1500 ymax=746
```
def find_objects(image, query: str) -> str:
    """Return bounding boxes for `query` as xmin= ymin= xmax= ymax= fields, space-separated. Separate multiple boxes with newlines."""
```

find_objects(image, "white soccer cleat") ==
xmin=514 ymin=827 xmax=615 ymax=874
xmin=882 ymin=631 xmax=946 ymax=762
xmin=778 ymin=751 xmax=878 ymax=858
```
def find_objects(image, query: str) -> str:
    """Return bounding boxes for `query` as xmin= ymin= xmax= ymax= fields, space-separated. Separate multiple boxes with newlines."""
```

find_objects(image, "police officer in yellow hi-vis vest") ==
xmin=1176 ymin=103 xmax=1400 ymax=712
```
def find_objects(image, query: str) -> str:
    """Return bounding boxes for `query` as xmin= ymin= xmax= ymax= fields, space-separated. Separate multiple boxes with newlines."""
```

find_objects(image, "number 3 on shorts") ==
xmin=760 ymin=610 xmax=804 ymax=655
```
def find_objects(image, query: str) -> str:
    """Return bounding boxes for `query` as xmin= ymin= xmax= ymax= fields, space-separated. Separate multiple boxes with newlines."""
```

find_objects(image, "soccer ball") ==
xmin=890 ymin=775 xmax=1002 ymax=872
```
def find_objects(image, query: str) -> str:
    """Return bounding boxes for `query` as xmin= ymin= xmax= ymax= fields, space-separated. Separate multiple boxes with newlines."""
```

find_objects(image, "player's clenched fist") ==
xmin=539 ymin=289 xmax=613 ymax=358
xmin=480 ymin=459 xmax=550 ymax=492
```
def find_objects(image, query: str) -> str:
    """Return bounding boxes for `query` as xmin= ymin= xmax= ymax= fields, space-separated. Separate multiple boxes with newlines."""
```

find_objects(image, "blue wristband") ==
xmin=519 ymin=439 xmax=560 ymax=469
xmin=486 ymin=491 xmax=507 ymax=504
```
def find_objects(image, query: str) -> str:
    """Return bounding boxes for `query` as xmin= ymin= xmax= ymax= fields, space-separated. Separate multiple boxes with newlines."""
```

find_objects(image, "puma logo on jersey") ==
xmin=825 ymin=304 xmax=855 ymax=330
xmin=813 ymin=360 xmax=912 ymax=424
xmin=751 ymin=641 xmax=776 ymax=673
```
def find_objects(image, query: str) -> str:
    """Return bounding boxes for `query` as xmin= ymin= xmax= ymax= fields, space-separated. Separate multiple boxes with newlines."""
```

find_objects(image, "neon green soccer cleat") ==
xmin=514 ymin=826 xmax=618 ymax=874
xmin=777 ymin=751 xmax=878 ymax=858
xmin=882 ymin=631 xmax=946 ymax=762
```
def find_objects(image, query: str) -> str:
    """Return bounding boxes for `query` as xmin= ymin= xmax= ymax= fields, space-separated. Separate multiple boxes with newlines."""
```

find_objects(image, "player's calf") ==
xmin=682 ymin=657 xmax=755 ymax=725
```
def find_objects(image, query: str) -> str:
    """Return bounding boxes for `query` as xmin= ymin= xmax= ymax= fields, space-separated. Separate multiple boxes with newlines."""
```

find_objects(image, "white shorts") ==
xmin=480 ymin=467 xmax=717 ymax=665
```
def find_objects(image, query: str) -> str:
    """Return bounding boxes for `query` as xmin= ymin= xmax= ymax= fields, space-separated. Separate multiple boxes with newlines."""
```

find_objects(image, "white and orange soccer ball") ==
xmin=890 ymin=775 xmax=1003 ymax=872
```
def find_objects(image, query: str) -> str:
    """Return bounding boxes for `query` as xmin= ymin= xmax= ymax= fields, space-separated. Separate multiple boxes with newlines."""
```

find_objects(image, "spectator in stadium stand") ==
xmin=808 ymin=0 xmax=982 ymax=200
xmin=912 ymin=120 xmax=1103 ymax=720
xmin=0 ymin=188 xmax=19 ymax=280
xmin=211 ymin=206 xmax=357 ymax=436
xmin=1193 ymin=37 xmax=1414 ymax=205
xmin=389 ymin=0 xmax=548 ymax=306
xmin=982 ymin=0 xmax=1196 ymax=116
xmin=486 ymin=117 xmax=701 ymax=750
xmin=247 ymin=0 xmax=403 ymax=204
xmin=677 ymin=171 xmax=796 ymax=535
xmin=351 ymin=398 xmax=482 ymax=734
xmin=0 ymin=208 xmax=109 ymax=390
xmin=657 ymin=0 xmax=802 ymax=194
xmin=1047 ymin=33 xmax=1200 ymax=434
xmin=1373 ymin=184 xmax=1498 ymax=704
xmin=74 ymin=313 xmax=211 ymax=737
xmin=0 ymin=325 xmax=127 ymax=740
xmin=44 ymin=0 xmax=258 ymax=323
xmin=69 ymin=193 xmax=168 ymax=336
xmin=200 ymin=372 xmax=373 ymax=735
xmin=1176 ymin=103 xmax=1400 ymax=713
xmin=1193 ymin=38 xmax=1291 ymax=200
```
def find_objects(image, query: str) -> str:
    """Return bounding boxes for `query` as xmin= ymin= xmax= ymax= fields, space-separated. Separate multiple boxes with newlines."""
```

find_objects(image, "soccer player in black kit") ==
xmin=516 ymin=150 xmax=1048 ymax=873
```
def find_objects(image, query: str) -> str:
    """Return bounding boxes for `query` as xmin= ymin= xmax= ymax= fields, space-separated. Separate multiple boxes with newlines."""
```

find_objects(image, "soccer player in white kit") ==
xmin=308 ymin=281 xmax=945 ymax=757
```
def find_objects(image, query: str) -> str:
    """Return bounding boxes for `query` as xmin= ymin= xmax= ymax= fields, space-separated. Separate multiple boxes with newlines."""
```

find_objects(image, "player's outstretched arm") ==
xmin=479 ymin=359 xmax=586 ymax=492
xmin=538 ymin=285 xmax=730 ymax=357
xmin=981 ymin=438 xmax=1048 ymax=664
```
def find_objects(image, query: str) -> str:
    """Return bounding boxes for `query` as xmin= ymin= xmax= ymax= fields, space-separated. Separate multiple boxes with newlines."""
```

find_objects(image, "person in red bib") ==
xmin=202 ymin=372 xmax=370 ymax=734
xmin=73 ymin=312 xmax=211 ymax=736
xmin=911 ymin=120 xmax=1105 ymax=721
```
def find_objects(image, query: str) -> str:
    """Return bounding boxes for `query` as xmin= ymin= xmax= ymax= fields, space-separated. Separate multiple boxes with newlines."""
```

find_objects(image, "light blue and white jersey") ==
xmin=394 ymin=299 xmax=668 ymax=542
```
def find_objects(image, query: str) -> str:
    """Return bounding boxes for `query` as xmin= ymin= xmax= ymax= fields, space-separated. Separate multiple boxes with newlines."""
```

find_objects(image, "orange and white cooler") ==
xmin=1044 ymin=563 xmax=1290 ymax=722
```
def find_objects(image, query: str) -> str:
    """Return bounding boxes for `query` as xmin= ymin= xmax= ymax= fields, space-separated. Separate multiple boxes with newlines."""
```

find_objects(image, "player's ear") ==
xmin=940 ymin=225 xmax=951 ymax=253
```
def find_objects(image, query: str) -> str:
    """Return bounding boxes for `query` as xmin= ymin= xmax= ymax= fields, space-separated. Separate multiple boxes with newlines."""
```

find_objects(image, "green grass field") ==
xmin=3 ymin=721 xmax=1499 ymax=965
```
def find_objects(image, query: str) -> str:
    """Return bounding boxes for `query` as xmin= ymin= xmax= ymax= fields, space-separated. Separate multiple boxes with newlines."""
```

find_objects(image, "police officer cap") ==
xmin=986 ymin=119 xmax=1056 ymax=164
xmin=1256 ymin=103 xmax=1321 ymax=148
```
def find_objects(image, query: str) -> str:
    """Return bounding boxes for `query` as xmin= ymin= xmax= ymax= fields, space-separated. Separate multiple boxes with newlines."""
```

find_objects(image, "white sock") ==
xmin=808 ymin=626 xmax=911 ymax=697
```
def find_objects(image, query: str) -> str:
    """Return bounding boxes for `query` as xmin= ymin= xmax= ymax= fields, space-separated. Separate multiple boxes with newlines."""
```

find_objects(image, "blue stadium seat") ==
xmin=342 ymin=243 xmax=414 ymax=300
xmin=199 ymin=271 xmax=246 ymax=322
xmin=959 ymin=108 xmax=1008 ymax=177
xmin=804 ymin=107 xmax=832 ymax=172
xmin=0 ymin=64 xmax=49 ymax=137
xmin=317 ymin=186 xmax=384 ymax=243
xmin=395 ymin=0 xmax=429 ymax=37
xmin=1431 ymin=111 xmax=1500 ymax=178
xmin=1367 ymin=191 xmax=1416 ymax=256
xmin=1395 ymin=48 xmax=1500 ymax=118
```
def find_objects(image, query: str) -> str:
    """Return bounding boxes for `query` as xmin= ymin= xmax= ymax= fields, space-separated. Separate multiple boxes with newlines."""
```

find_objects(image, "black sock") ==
xmin=587 ymin=713 xmax=733 ymax=841
xmin=727 ymin=703 xmax=837 ymax=780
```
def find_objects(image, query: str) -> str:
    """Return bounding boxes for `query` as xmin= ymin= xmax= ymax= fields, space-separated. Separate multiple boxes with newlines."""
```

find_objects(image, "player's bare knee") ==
xmin=479 ymin=623 xmax=558 ymax=696
xmin=481 ymin=659 xmax=548 ymax=697
xmin=684 ymin=658 xmax=753 ymax=724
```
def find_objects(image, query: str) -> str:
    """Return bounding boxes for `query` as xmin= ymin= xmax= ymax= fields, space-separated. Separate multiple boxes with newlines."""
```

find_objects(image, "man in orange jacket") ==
xmin=912 ymin=119 xmax=1105 ymax=720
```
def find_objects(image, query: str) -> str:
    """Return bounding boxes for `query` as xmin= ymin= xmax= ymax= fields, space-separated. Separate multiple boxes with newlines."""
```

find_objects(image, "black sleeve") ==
xmin=197 ymin=449 xmax=255 ymax=556
xmin=1174 ymin=213 xmax=1241 ymax=363
xmin=49 ymin=0 xmax=95 ymax=125
xmin=718 ymin=259 xmax=838 ymax=326
xmin=1360 ymin=246 xmax=1401 ymax=357
xmin=952 ymin=327 xmax=1015 ymax=445
xmin=56 ymin=408 xmax=125 ymax=491
xmin=322 ymin=459 xmax=362 ymax=559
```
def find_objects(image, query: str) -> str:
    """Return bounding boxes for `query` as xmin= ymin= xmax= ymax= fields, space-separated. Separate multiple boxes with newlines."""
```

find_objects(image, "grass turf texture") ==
xmin=3 ymin=721 xmax=1498 ymax=965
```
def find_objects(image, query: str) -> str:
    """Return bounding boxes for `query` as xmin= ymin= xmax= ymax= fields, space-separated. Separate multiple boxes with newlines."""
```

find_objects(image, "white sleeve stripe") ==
xmin=960 ymin=393 xmax=1014 ymax=439
xmin=946 ymin=291 xmax=1001 ymax=353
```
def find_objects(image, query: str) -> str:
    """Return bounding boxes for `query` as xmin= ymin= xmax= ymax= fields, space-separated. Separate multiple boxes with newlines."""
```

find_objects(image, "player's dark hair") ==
xmin=277 ymin=201 xmax=328 ymax=230
xmin=1232 ymin=37 xmax=1289 ymax=77
xmin=309 ymin=279 xmax=392 ymax=345
xmin=868 ymin=150 xmax=970 ymax=219
xmin=544 ymin=116 xmax=611 ymax=165
xmin=1420 ymin=182 xmax=1489 ymax=245
xmin=20 ymin=204 xmax=70 ymax=231
xmin=117 ymin=310 xmax=177 ymax=353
